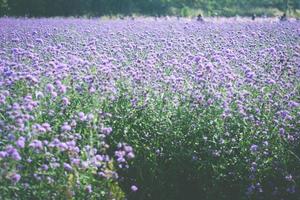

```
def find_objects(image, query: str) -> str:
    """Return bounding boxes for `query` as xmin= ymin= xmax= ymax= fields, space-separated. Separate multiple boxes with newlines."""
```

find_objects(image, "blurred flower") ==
xmin=61 ymin=123 xmax=71 ymax=132
xmin=87 ymin=113 xmax=94 ymax=121
xmin=287 ymin=186 xmax=296 ymax=194
xmin=86 ymin=185 xmax=92 ymax=193
xmin=131 ymin=185 xmax=138 ymax=192
xmin=250 ymin=144 xmax=258 ymax=153
xmin=285 ymin=174 xmax=293 ymax=182
xmin=0 ymin=151 xmax=8 ymax=158
xmin=6 ymin=146 xmax=22 ymax=161
xmin=100 ymin=127 xmax=112 ymax=135
xmin=16 ymin=137 xmax=26 ymax=148
xmin=29 ymin=140 xmax=43 ymax=150
xmin=10 ymin=173 xmax=21 ymax=184
xmin=45 ymin=83 xmax=55 ymax=92
xmin=63 ymin=163 xmax=73 ymax=172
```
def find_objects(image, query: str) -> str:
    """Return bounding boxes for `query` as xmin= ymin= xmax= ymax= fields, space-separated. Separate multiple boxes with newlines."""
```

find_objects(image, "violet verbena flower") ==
xmin=58 ymin=84 xmax=67 ymax=93
xmin=279 ymin=128 xmax=285 ymax=136
xmin=288 ymin=101 xmax=299 ymax=108
xmin=63 ymin=163 xmax=73 ymax=172
xmin=42 ymin=123 xmax=51 ymax=131
xmin=250 ymin=144 xmax=258 ymax=153
xmin=61 ymin=123 xmax=71 ymax=132
xmin=285 ymin=174 xmax=293 ymax=182
xmin=131 ymin=185 xmax=138 ymax=192
xmin=86 ymin=185 xmax=92 ymax=193
xmin=6 ymin=146 xmax=22 ymax=161
xmin=127 ymin=152 xmax=135 ymax=159
xmin=41 ymin=164 xmax=49 ymax=171
xmin=0 ymin=151 xmax=8 ymax=158
xmin=78 ymin=112 xmax=86 ymax=121
xmin=10 ymin=173 xmax=21 ymax=183
xmin=287 ymin=186 xmax=296 ymax=194
xmin=101 ymin=127 xmax=112 ymax=135
xmin=16 ymin=137 xmax=26 ymax=148
xmin=45 ymin=83 xmax=55 ymax=92
xmin=87 ymin=113 xmax=94 ymax=121
xmin=62 ymin=97 xmax=70 ymax=105
xmin=29 ymin=140 xmax=43 ymax=150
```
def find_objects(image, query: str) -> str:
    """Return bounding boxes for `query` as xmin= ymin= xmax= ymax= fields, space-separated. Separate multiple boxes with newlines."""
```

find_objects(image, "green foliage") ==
xmin=101 ymin=85 xmax=299 ymax=200
xmin=0 ymin=0 xmax=300 ymax=17
xmin=0 ymin=82 xmax=126 ymax=200
xmin=2 ymin=77 xmax=299 ymax=199
xmin=180 ymin=6 xmax=189 ymax=17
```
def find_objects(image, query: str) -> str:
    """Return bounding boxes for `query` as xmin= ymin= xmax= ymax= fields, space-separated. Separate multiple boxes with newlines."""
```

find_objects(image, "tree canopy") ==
xmin=0 ymin=0 xmax=299 ymax=17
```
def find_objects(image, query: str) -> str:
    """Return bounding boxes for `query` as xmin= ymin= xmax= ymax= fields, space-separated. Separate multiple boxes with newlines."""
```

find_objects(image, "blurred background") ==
xmin=0 ymin=0 xmax=299 ymax=18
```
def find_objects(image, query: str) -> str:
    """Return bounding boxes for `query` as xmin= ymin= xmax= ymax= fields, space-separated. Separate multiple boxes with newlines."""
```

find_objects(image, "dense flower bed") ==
xmin=0 ymin=18 xmax=299 ymax=200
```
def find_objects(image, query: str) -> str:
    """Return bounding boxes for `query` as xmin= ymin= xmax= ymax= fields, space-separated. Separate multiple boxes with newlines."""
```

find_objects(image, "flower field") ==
xmin=0 ymin=18 xmax=299 ymax=200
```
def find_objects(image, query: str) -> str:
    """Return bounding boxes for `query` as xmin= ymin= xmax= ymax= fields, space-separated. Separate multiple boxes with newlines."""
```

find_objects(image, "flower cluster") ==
xmin=0 ymin=17 xmax=299 ymax=199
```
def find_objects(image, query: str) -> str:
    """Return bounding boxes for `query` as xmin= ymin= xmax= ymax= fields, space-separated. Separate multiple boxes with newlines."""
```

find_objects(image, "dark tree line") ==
xmin=0 ymin=0 xmax=299 ymax=17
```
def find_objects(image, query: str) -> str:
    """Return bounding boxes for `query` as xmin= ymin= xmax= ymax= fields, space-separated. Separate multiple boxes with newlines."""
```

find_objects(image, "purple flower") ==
xmin=45 ymin=83 xmax=55 ymax=92
xmin=124 ymin=146 xmax=133 ymax=152
xmin=279 ymin=128 xmax=285 ymax=136
xmin=86 ymin=185 xmax=92 ymax=193
xmin=35 ymin=91 xmax=44 ymax=99
xmin=288 ymin=101 xmax=299 ymax=108
xmin=16 ymin=137 xmax=26 ymax=148
xmin=61 ymin=123 xmax=71 ymax=132
xmin=41 ymin=164 xmax=49 ymax=171
xmin=131 ymin=185 xmax=138 ymax=192
xmin=63 ymin=163 xmax=73 ymax=172
xmin=6 ymin=147 xmax=22 ymax=161
xmin=35 ymin=38 xmax=44 ymax=44
xmin=58 ymin=142 xmax=68 ymax=151
xmin=246 ymin=184 xmax=255 ymax=195
xmin=87 ymin=113 xmax=94 ymax=121
xmin=78 ymin=112 xmax=86 ymax=121
xmin=78 ymin=112 xmax=85 ymax=118
xmin=89 ymin=87 xmax=96 ymax=93
xmin=127 ymin=152 xmax=135 ymax=159
xmin=51 ymin=91 xmax=57 ymax=98
xmin=29 ymin=140 xmax=43 ymax=150
xmin=71 ymin=158 xmax=81 ymax=166
xmin=262 ymin=141 xmax=268 ymax=147
xmin=62 ymin=97 xmax=70 ymax=105
xmin=117 ymin=157 xmax=126 ymax=163
xmin=250 ymin=162 xmax=257 ymax=172
xmin=10 ymin=173 xmax=21 ymax=183
xmin=58 ymin=84 xmax=67 ymax=94
xmin=42 ymin=123 xmax=51 ymax=131
xmin=95 ymin=155 xmax=103 ymax=161
xmin=285 ymin=174 xmax=293 ymax=181
xmin=287 ymin=186 xmax=296 ymax=194
xmin=0 ymin=151 xmax=8 ymax=158
xmin=250 ymin=144 xmax=258 ymax=153
xmin=100 ymin=127 xmax=112 ymax=135
xmin=8 ymin=134 xmax=16 ymax=141
xmin=81 ymin=161 xmax=89 ymax=169
xmin=279 ymin=110 xmax=290 ymax=119
xmin=66 ymin=140 xmax=76 ymax=147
